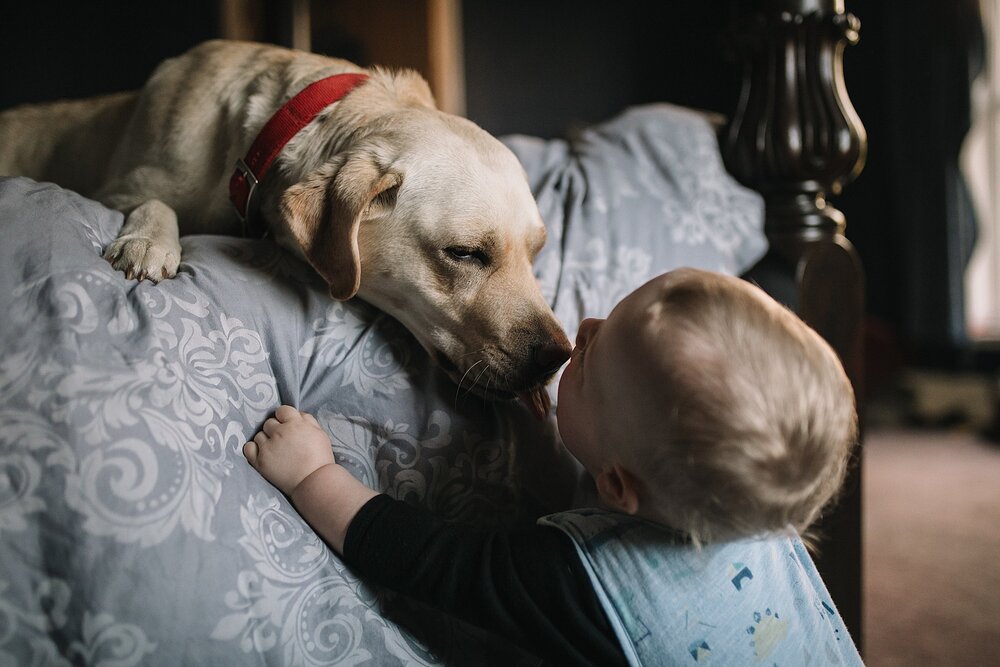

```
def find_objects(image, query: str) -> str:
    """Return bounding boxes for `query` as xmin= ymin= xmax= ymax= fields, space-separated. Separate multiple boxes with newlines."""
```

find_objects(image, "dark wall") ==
xmin=0 ymin=2 xmax=218 ymax=108
xmin=463 ymin=0 xmax=738 ymax=139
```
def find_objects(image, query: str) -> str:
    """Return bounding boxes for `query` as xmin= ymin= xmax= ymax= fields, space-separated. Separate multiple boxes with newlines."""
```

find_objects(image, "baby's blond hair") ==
xmin=624 ymin=270 xmax=857 ymax=546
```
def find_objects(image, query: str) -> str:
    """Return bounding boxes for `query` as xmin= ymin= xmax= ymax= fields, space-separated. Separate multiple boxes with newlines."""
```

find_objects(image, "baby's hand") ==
xmin=243 ymin=405 xmax=336 ymax=496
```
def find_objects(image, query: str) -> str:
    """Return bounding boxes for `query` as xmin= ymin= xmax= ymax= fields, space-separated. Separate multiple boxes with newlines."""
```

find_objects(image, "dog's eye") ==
xmin=445 ymin=247 xmax=490 ymax=266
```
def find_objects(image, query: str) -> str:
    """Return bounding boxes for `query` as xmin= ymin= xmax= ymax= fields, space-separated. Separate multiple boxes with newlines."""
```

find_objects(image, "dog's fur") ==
xmin=0 ymin=40 xmax=572 ymax=398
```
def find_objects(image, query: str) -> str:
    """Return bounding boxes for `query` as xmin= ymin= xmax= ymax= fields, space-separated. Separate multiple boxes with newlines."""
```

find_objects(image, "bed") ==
xmin=0 ymin=1 xmax=866 ymax=664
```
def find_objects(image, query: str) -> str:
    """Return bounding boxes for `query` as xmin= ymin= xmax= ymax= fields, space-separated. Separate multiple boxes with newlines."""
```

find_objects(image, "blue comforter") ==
xmin=0 ymin=104 xmax=764 ymax=665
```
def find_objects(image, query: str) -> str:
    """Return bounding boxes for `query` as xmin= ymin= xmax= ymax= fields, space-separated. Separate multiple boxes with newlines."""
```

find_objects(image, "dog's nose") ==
xmin=533 ymin=342 xmax=572 ymax=377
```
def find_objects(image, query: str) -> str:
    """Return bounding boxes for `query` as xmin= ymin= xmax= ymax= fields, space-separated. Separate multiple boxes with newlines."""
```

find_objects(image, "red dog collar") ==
xmin=229 ymin=72 xmax=369 ymax=234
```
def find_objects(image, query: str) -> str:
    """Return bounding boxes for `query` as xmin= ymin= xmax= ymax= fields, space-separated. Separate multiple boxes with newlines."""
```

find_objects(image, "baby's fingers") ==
xmin=243 ymin=440 xmax=259 ymax=466
xmin=303 ymin=412 xmax=320 ymax=427
xmin=262 ymin=417 xmax=281 ymax=436
xmin=275 ymin=405 xmax=300 ymax=422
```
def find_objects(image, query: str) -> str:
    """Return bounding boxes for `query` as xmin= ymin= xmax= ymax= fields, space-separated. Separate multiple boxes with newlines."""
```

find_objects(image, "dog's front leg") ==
xmin=103 ymin=199 xmax=182 ymax=281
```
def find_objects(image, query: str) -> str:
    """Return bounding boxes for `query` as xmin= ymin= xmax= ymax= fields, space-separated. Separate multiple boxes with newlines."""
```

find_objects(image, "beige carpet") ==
xmin=863 ymin=427 xmax=1000 ymax=666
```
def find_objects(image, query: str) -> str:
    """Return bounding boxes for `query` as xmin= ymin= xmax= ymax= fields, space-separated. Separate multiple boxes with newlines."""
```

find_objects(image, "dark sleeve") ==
xmin=343 ymin=494 xmax=627 ymax=667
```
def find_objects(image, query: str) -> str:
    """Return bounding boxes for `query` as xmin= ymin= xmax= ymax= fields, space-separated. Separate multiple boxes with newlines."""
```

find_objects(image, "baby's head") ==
xmin=556 ymin=268 xmax=857 ymax=545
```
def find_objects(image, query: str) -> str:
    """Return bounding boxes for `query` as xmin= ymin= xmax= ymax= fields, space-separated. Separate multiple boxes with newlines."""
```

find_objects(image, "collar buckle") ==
xmin=233 ymin=158 xmax=260 ymax=234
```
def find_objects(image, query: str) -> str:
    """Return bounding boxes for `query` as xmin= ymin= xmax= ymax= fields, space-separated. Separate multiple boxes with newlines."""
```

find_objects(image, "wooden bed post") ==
xmin=723 ymin=0 xmax=868 ymax=650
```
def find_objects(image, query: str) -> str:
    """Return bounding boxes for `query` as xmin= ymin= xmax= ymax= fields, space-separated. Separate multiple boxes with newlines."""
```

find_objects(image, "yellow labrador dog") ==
xmin=0 ymin=40 xmax=571 ymax=402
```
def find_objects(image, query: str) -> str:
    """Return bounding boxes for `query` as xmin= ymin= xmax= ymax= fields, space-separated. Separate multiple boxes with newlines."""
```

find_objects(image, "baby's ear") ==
xmin=595 ymin=464 xmax=641 ymax=515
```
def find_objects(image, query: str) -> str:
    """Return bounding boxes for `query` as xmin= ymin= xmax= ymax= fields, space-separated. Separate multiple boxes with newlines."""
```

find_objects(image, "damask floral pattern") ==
xmin=0 ymin=104 xmax=764 ymax=665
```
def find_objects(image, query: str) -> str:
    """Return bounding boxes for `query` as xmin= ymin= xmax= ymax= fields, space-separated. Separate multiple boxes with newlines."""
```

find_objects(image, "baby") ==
xmin=243 ymin=268 xmax=864 ymax=666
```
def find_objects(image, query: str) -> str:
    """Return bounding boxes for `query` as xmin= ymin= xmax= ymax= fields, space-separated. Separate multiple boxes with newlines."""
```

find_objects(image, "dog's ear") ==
xmin=281 ymin=155 xmax=401 ymax=300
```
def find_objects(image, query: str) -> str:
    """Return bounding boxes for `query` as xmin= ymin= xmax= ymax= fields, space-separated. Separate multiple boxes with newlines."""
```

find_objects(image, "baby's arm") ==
xmin=244 ymin=406 xmax=624 ymax=666
xmin=242 ymin=405 xmax=377 ymax=553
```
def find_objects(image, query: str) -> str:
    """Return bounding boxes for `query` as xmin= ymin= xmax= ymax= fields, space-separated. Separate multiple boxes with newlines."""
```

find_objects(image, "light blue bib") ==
xmin=539 ymin=508 xmax=864 ymax=666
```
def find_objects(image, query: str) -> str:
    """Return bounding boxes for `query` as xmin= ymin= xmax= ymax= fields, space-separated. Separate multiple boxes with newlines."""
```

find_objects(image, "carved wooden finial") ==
xmin=724 ymin=0 xmax=866 ymax=239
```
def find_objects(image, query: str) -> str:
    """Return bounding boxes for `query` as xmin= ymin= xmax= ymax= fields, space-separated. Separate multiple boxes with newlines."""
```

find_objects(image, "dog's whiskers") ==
xmin=460 ymin=361 xmax=491 ymax=404
xmin=455 ymin=358 xmax=485 ymax=410
xmin=472 ymin=364 xmax=490 ymax=393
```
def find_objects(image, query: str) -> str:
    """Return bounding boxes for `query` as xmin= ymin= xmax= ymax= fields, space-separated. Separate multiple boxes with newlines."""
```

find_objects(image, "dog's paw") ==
xmin=103 ymin=236 xmax=181 ymax=282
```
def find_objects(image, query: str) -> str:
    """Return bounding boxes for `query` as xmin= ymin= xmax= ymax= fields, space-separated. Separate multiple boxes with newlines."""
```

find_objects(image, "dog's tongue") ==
xmin=519 ymin=387 xmax=551 ymax=421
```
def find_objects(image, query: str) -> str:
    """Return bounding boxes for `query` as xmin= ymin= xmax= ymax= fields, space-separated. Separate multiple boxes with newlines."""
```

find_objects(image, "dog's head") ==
xmin=278 ymin=105 xmax=571 ymax=398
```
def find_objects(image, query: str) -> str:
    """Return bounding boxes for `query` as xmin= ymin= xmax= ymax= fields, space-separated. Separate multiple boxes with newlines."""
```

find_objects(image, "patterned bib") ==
xmin=539 ymin=508 xmax=864 ymax=666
